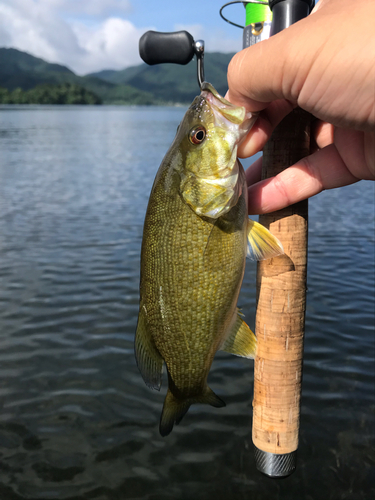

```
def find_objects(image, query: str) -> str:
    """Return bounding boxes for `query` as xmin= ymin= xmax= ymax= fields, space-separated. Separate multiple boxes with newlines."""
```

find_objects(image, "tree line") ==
xmin=0 ymin=83 xmax=102 ymax=104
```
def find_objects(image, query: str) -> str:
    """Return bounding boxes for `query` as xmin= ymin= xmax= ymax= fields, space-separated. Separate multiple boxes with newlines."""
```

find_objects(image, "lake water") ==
xmin=0 ymin=105 xmax=374 ymax=500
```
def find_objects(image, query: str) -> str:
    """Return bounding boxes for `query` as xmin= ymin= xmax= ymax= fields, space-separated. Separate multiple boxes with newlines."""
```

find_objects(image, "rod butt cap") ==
xmin=254 ymin=446 xmax=297 ymax=478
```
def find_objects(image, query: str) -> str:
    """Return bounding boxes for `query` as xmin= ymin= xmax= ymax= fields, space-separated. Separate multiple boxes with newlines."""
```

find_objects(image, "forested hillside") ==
xmin=0 ymin=48 xmax=233 ymax=104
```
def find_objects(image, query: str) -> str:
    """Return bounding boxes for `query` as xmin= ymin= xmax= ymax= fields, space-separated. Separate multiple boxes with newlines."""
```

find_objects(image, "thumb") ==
xmin=226 ymin=1 xmax=335 ymax=113
xmin=227 ymin=13 xmax=320 ymax=112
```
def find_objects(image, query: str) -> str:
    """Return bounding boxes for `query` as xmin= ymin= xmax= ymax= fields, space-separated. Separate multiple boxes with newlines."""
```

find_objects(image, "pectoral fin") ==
xmin=247 ymin=219 xmax=284 ymax=261
xmin=221 ymin=311 xmax=257 ymax=359
xmin=135 ymin=306 xmax=163 ymax=390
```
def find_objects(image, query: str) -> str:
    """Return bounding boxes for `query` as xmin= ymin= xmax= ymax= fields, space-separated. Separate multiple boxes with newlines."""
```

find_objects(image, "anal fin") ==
xmin=135 ymin=305 xmax=163 ymax=390
xmin=221 ymin=311 xmax=257 ymax=359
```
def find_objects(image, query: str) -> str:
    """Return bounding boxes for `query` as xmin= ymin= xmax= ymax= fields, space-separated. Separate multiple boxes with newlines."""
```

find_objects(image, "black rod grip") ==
xmin=139 ymin=30 xmax=195 ymax=66
xmin=269 ymin=0 xmax=314 ymax=35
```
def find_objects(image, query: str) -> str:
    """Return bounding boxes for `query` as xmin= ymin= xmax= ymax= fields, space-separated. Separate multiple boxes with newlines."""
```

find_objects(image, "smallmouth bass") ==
xmin=135 ymin=83 xmax=284 ymax=436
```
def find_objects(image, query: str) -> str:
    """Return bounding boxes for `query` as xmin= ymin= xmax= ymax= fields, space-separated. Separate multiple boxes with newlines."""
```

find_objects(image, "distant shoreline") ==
xmin=0 ymin=102 xmax=189 ymax=108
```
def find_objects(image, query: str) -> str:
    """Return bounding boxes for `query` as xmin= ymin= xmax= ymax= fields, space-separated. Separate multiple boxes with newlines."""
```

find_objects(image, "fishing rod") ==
xmin=223 ymin=0 xmax=315 ymax=478
xmin=221 ymin=0 xmax=314 ymax=478
xmin=139 ymin=0 xmax=314 ymax=478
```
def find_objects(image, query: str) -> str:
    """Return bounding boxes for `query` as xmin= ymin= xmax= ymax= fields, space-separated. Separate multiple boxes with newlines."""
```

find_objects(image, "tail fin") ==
xmin=159 ymin=390 xmax=191 ymax=437
xmin=159 ymin=386 xmax=226 ymax=437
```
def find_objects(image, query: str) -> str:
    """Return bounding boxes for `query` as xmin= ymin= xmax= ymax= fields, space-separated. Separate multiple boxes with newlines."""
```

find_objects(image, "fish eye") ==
xmin=189 ymin=126 xmax=206 ymax=145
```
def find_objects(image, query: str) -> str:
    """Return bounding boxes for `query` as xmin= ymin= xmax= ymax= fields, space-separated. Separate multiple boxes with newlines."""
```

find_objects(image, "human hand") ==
xmin=226 ymin=0 xmax=375 ymax=215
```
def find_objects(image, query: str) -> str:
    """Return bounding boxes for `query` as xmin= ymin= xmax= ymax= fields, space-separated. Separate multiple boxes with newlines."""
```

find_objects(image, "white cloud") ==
xmin=0 ymin=0 xmax=80 ymax=66
xmin=3 ymin=0 xmax=132 ymax=19
xmin=0 ymin=0 xmax=146 ymax=74
xmin=0 ymin=1 xmax=241 ymax=75
xmin=71 ymin=18 xmax=148 ymax=73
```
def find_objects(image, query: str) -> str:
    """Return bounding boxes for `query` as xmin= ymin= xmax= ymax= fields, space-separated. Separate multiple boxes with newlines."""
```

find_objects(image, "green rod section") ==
xmin=245 ymin=2 xmax=272 ymax=25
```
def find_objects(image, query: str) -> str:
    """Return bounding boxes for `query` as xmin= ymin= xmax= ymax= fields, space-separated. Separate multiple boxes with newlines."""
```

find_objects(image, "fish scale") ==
xmin=147 ymin=167 xmax=245 ymax=381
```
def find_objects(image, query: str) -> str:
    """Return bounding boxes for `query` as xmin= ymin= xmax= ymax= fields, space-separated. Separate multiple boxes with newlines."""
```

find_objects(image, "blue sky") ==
xmin=124 ymin=0 xmax=244 ymax=37
xmin=0 ymin=0 xmax=246 ymax=74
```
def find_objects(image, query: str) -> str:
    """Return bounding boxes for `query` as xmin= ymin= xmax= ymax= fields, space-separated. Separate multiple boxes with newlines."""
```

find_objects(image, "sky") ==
xmin=0 ymin=0 xmax=246 ymax=75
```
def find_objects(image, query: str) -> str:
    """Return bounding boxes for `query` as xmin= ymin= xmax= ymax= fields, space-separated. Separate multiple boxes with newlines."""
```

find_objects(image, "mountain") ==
xmin=0 ymin=47 xmax=234 ymax=105
xmin=0 ymin=47 xmax=108 ymax=94
xmin=87 ymin=69 xmax=119 ymax=83
xmin=0 ymin=48 xmax=154 ymax=104
xmin=0 ymin=48 xmax=76 ymax=91
xmin=87 ymin=52 xmax=234 ymax=103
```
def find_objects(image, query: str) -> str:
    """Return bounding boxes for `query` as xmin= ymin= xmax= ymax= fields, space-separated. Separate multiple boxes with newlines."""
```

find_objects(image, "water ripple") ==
xmin=0 ymin=106 xmax=373 ymax=499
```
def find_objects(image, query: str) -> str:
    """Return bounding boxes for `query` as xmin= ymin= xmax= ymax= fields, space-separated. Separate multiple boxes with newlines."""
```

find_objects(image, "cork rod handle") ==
xmin=252 ymin=108 xmax=311 ymax=476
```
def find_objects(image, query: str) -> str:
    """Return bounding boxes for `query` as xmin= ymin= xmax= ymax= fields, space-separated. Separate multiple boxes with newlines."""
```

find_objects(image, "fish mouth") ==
xmin=200 ymin=82 xmax=257 ymax=141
